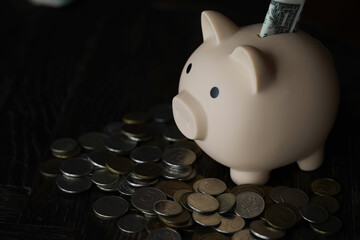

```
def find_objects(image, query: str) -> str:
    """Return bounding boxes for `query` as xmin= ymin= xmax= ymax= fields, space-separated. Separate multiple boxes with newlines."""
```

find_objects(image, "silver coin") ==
xmin=91 ymin=169 xmax=119 ymax=186
xmin=150 ymin=104 xmax=173 ymax=123
xmin=50 ymin=138 xmax=79 ymax=155
xmin=130 ymin=145 xmax=163 ymax=163
xmin=59 ymin=158 xmax=93 ymax=178
xmin=146 ymin=228 xmax=181 ymax=240
xmin=299 ymin=203 xmax=329 ymax=223
xmin=126 ymin=174 xmax=158 ymax=188
xmin=93 ymin=196 xmax=129 ymax=220
xmin=280 ymin=188 xmax=309 ymax=208
xmin=117 ymin=214 xmax=146 ymax=233
xmin=88 ymin=150 xmax=116 ymax=168
xmin=187 ymin=192 xmax=219 ymax=213
xmin=153 ymin=200 xmax=183 ymax=217
xmin=216 ymin=193 xmax=236 ymax=214
xmin=232 ymin=228 xmax=255 ymax=240
xmin=198 ymin=178 xmax=226 ymax=196
xmin=192 ymin=211 xmax=221 ymax=227
xmin=177 ymin=168 xmax=197 ymax=181
xmin=127 ymin=134 xmax=153 ymax=142
xmin=234 ymin=191 xmax=265 ymax=219
xmin=162 ymin=147 xmax=196 ymax=169
xmin=103 ymin=122 xmax=124 ymax=136
xmin=78 ymin=132 xmax=107 ymax=151
xmin=215 ymin=215 xmax=246 ymax=234
xmin=96 ymin=182 xmax=119 ymax=192
xmin=162 ymin=166 xmax=193 ymax=180
xmin=249 ymin=220 xmax=285 ymax=240
xmin=56 ymin=175 xmax=92 ymax=194
xmin=104 ymin=135 xmax=137 ymax=154
xmin=117 ymin=176 xmax=136 ymax=196
xmin=269 ymin=186 xmax=289 ymax=203
xmin=131 ymin=187 xmax=167 ymax=214
xmin=163 ymin=125 xmax=187 ymax=142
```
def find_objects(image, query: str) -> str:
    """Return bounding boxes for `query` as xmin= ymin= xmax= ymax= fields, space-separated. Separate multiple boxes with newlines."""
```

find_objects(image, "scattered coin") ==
xmin=145 ymin=218 xmax=167 ymax=233
xmin=310 ymin=195 xmax=339 ymax=214
xmin=39 ymin=158 xmax=62 ymax=177
xmin=280 ymin=188 xmax=309 ymax=208
xmin=88 ymin=150 xmax=116 ymax=168
xmin=158 ymin=209 xmax=191 ymax=225
xmin=249 ymin=219 xmax=285 ymax=240
xmin=132 ymin=162 xmax=162 ymax=180
xmin=93 ymin=196 xmax=128 ymax=220
xmin=103 ymin=121 xmax=123 ymax=136
xmin=96 ymin=180 xmax=119 ymax=192
xmin=59 ymin=158 xmax=93 ymax=178
xmin=180 ymin=191 xmax=194 ymax=212
xmin=163 ymin=125 xmax=186 ymax=142
xmin=123 ymin=111 xmax=150 ymax=125
xmin=265 ymin=203 xmax=297 ymax=230
xmin=146 ymin=227 xmax=182 ymax=240
xmin=231 ymin=228 xmax=255 ymax=240
xmin=126 ymin=174 xmax=158 ymax=188
xmin=117 ymin=176 xmax=136 ymax=196
xmin=232 ymin=184 xmax=265 ymax=199
xmin=192 ymin=211 xmax=221 ymax=227
xmin=310 ymin=215 xmax=342 ymax=235
xmin=121 ymin=123 xmax=149 ymax=138
xmin=106 ymin=156 xmax=134 ymax=175
xmin=56 ymin=175 xmax=92 ymax=194
xmin=281 ymin=202 xmax=301 ymax=222
xmin=311 ymin=178 xmax=341 ymax=196
xmin=215 ymin=215 xmax=245 ymax=234
xmin=153 ymin=200 xmax=183 ymax=217
xmin=269 ymin=186 xmax=289 ymax=203
xmin=117 ymin=214 xmax=146 ymax=233
xmin=91 ymin=169 xmax=119 ymax=186
xmin=78 ymin=132 xmax=106 ymax=151
xmin=104 ymin=135 xmax=137 ymax=154
xmin=50 ymin=138 xmax=80 ymax=158
xmin=198 ymin=178 xmax=226 ymax=196
xmin=300 ymin=203 xmax=329 ymax=223
xmin=161 ymin=180 xmax=192 ymax=198
xmin=216 ymin=193 xmax=236 ymax=214
xmin=187 ymin=193 xmax=219 ymax=213
xmin=163 ymin=147 xmax=196 ymax=168
xmin=235 ymin=191 xmax=265 ymax=219
xmin=131 ymin=187 xmax=167 ymax=214
xmin=174 ymin=189 xmax=192 ymax=204
xmin=150 ymin=104 xmax=173 ymax=123
xmin=130 ymin=145 xmax=163 ymax=163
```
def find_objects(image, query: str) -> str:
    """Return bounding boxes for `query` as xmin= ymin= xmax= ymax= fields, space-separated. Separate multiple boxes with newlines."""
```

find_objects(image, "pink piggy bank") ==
xmin=172 ymin=11 xmax=339 ymax=185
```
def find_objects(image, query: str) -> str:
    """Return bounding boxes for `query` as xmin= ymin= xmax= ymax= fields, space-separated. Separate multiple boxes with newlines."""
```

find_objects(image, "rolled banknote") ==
xmin=260 ymin=0 xmax=306 ymax=37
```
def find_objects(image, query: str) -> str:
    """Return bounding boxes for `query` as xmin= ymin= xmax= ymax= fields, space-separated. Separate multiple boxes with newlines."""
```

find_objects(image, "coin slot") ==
xmin=186 ymin=63 xmax=192 ymax=74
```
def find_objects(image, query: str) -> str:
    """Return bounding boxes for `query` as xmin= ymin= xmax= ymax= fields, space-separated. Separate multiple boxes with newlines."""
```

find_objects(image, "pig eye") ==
xmin=210 ymin=87 xmax=219 ymax=98
xmin=186 ymin=63 xmax=192 ymax=74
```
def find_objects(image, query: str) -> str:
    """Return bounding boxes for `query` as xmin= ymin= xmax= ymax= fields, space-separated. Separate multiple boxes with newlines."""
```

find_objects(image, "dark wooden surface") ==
xmin=0 ymin=0 xmax=359 ymax=239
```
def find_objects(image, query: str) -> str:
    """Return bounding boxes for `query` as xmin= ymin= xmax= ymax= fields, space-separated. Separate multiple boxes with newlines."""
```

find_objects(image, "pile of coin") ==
xmin=40 ymin=104 xmax=343 ymax=239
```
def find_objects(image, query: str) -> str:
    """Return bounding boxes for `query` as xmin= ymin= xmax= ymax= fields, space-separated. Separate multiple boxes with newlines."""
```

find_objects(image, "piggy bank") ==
xmin=172 ymin=11 xmax=339 ymax=185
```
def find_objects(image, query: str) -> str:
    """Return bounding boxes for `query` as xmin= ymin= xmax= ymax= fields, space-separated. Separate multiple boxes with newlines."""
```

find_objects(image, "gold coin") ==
xmin=123 ymin=111 xmax=150 ymax=124
xmin=106 ymin=156 xmax=134 ymax=175
xmin=265 ymin=203 xmax=297 ymax=230
xmin=232 ymin=184 xmax=265 ymax=198
xmin=310 ymin=195 xmax=339 ymax=214
xmin=311 ymin=178 xmax=341 ymax=196
xmin=310 ymin=215 xmax=342 ymax=235
xmin=161 ymin=180 xmax=192 ymax=198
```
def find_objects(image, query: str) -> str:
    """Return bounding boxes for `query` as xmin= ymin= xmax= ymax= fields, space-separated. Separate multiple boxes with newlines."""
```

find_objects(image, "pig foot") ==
xmin=230 ymin=168 xmax=270 ymax=185
xmin=297 ymin=147 xmax=324 ymax=171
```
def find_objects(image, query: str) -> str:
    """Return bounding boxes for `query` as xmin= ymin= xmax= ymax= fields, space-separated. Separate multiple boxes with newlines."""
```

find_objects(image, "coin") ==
xmin=310 ymin=215 xmax=342 ymax=235
xmin=126 ymin=174 xmax=158 ymax=188
xmin=281 ymin=202 xmax=301 ymax=222
xmin=93 ymin=196 xmax=128 ymax=220
xmin=280 ymin=188 xmax=309 ymax=208
xmin=162 ymin=166 xmax=193 ymax=180
xmin=103 ymin=121 xmax=123 ymax=136
xmin=158 ymin=209 xmax=191 ymax=225
xmin=180 ymin=191 xmax=194 ymax=212
xmin=91 ymin=169 xmax=119 ymax=186
xmin=161 ymin=180 xmax=192 ymax=198
xmin=105 ymin=135 xmax=137 ymax=154
xmin=153 ymin=200 xmax=183 ymax=217
xmin=96 ymin=180 xmax=119 ymax=192
xmin=198 ymin=178 xmax=226 ymax=196
xmin=39 ymin=158 xmax=62 ymax=177
xmin=174 ymin=189 xmax=192 ymax=204
xmin=130 ymin=145 xmax=163 ymax=163
xmin=192 ymin=211 xmax=221 ymax=227
xmin=59 ymin=158 xmax=93 ymax=178
xmin=123 ymin=111 xmax=150 ymax=125
xmin=187 ymin=193 xmax=219 ymax=213
xmin=163 ymin=125 xmax=186 ymax=142
xmin=163 ymin=218 xmax=194 ymax=229
xmin=235 ymin=191 xmax=265 ymax=219
xmin=121 ymin=123 xmax=149 ymax=138
xmin=106 ymin=156 xmax=134 ymax=175
xmin=215 ymin=215 xmax=245 ymax=234
xmin=299 ymin=203 xmax=329 ymax=223
xmin=56 ymin=175 xmax=92 ymax=194
xmin=117 ymin=214 xmax=146 ymax=233
xmin=269 ymin=186 xmax=289 ymax=203
xmin=88 ymin=150 xmax=116 ymax=168
xmin=131 ymin=187 xmax=167 ymax=214
xmin=78 ymin=132 xmax=106 ymax=151
xmin=133 ymin=162 xmax=162 ymax=180
xmin=310 ymin=195 xmax=339 ymax=214
xmin=150 ymin=104 xmax=173 ymax=123
xmin=249 ymin=219 xmax=285 ymax=239
xmin=265 ymin=203 xmax=297 ymax=230
xmin=232 ymin=184 xmax=265 ymax=198
xmin=311 ymin=178 xmax=341 ymax=196
xmin=162 ymin=147 xmax=196 ymax=169
xmin=231 ymin=228 xmax=255 ymax=240
xmin=198 ymin=232 xmax=228 ymax=240
xmin=117 ymin=177 xmax=136 ymax=196
xmin=216 ymin=193 xmax=236 ymax=214
xmin=174 ymin=140 xmax=202 ymax=156
xmin=50 ymin=138 xmax=80 ymax=158
xmin=146 ymin=228 xmax=181 ymax=240
xmin=177 ymin=168 xmax=197 ymax=181
xmin=146 ymin=218 xmax=167 ymax=233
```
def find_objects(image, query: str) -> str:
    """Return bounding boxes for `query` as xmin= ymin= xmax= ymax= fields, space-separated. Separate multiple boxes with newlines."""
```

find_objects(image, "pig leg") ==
xmin=230 ymin=168 xmax=270 ymax=185
xmin=297 ymin=147 xmax=324 ymax=171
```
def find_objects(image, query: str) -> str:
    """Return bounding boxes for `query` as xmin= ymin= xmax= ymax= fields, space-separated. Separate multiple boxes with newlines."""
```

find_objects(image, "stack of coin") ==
xmin=162 ymin=146 xmax=197 ymax=181
xmin=50 ymin=138 xmax=81 ymax=158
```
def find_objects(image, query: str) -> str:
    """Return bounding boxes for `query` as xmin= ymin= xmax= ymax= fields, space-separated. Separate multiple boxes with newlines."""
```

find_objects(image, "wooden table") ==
xmin=0 ymin=0 xmax=359 ymax=239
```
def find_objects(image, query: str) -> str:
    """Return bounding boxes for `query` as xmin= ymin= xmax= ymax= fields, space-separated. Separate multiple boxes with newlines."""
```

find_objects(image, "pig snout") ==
xmin=172 ymin=91 xmax=207 ymax=140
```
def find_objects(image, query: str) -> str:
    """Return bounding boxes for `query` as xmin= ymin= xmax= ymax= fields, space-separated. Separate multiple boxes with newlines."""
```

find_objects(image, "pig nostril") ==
xmin=210 ymin=87 xmax=219 ymax=98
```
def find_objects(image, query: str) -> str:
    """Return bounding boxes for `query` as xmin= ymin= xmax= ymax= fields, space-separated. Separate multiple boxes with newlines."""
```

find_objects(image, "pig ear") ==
xmin=201 ymin=11 xmax=238 ymax=44
xmin=230 ymin=45 xmax=273 ymax=94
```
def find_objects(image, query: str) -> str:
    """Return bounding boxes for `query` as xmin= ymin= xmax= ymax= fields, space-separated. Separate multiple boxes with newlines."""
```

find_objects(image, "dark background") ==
xmin=0 ymin=0 xmax=359 ymax=239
